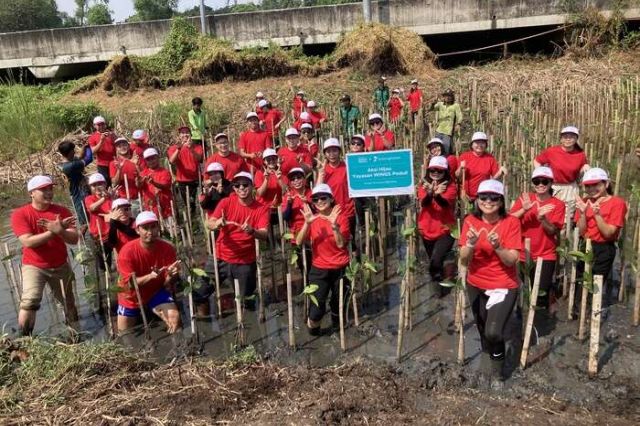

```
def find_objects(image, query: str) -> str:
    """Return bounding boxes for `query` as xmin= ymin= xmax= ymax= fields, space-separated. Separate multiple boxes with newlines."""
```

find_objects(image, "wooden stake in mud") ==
xmin=578 ymin=239 xmax=593 ymax=341
xmin=396 ymin=276 xmax=407 ymax=362
xmin=457 ymin=264 xmax=467 ymax=365
xmin=364 ymin=209 xmax=372 ymax=261
xmin=187 ymin=274 xmax=198 ymax=340
xmin=339 ymin=278 xmax=346 ymax=351
xmin=520 ymin=258 xmax=543 ymax=370
xmin=130 ymin=273 xmax=150 ymax=340
xmin=255 ymin=239 xmax=266 ymax=323
xmin=210 ymin=231 xmax=223 ymax=318
xmin=567 ymin=227 xmax=580 ymax=320
xmin=634 ymin=225 xmax=640 ymax=326
xmin=378 ymin=198 xmax=389 ymax=280
xmin=588 ymin=275 xmax=604 ymax=378
xmin=286 ymin=272 xmax=295 ymax=348
xmin=233 ymin=278 xmax=245 ymax=347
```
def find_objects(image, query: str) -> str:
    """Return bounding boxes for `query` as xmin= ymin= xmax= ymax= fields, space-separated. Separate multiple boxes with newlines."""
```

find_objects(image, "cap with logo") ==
xmin=471 ymin=131 xmax=488 ymax=142
xmin=300 ymin=123 xmax=313 ymax=130
xmin=323 ymin=138 xmax=342 ymax=151
xmin=306 ymin=100 xmax=317 ymax=108
xmin=258 ymin=99 xmax=268 ymax=108
xmin=206 ymin=162 xmax=225 ymax=173
xmin=531 ymin=166 xmax=554 ymax=180
xmin=312 ymin=183 xmax=333 ymax=196
xmin=477 ymin=179 xmax=504 ymax=196
xmin=582 ymin=167 xmax=608 ymax=185
xmin=143 ymin=148 xmax=159 ymax=159
xmin=427 ymin=137 xmax=444 ymax=147
xmin=132 ymin=129 xmax=146 ymax=140
xmin=214 ymin=133 xmax=228 ymax=141
xmin=233 ymin=172 xmax=253 ymax=183
xmin=428 ymin=156 xmax=449 ymax=170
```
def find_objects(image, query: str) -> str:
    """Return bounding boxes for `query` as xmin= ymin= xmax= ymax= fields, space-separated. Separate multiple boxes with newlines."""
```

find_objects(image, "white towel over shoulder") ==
xmin=485 ymin=289 xmax=508 ymax=309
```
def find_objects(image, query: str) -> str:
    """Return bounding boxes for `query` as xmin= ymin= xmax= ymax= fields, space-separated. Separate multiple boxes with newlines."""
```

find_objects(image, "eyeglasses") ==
xmin=369 ymin=120 xmax=383 ymax=125
xmin=477 ymin=193 xmax=502 ymax=202
xmin=233 ymin=183 xmax=250 ymax=189
xmin=312 ymin=196 xmax=329 ymax=203
xmin=532 ymin=178 xmax=551 ymax=186
xmin=289 ymin=174 xmax=304 ymax=181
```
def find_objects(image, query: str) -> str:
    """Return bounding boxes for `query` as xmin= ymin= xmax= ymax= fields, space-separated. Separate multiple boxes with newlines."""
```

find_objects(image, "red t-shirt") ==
xmin=281 ymin=189 xmax=312 ymax=242
xmin=510 ymin=194 xmax=565 ymax=261
xmin=167 ymin=144 xmax=203 ymax=183
xmin=535 ymin=145 xmax=587 ymax=184
xmin=117 ymin=239 xmax=177 ymax=309
xmin=209 ymin=197 xmax=270 ymax=264
xmin=389 ymin=98 xmax=403 ymax=122
xmin=88 ymin=131 xmax=116 ymax=167
xmin=306 ymin=213 xmax=351 ymax=269
xmin=407 ymin=89 xmax=423 ymax=112
xmin=417 ymin=182 xmax=457 ymax=240
xmin=459 ymin=215 xmax=522 ymax=290
xmin=140 ymin=167 xmax=173 ymax=218
xmin=130 ymin=142 xmax=149 ymax=170
xmin=204 ymin=152 xmax=248 ymax=181
xmin=112 ymin=220 xmax=138 ymax=253
xmin=254 ymin=170 xmax=283 ymax=207
xmin=292 ymin=97 xmax=306 ymax=119
xmin=459 ymin=151 xmax=499 ymax=199
xmin=278 ymin=145 xmax=312 ymax=176
xmin=109 ymin=158 xmax=139 ymax=199
xmin=307 ymin=111 xmax=326 ymax=129
xmin=323 ymin=161 xmax=355 ymax=218
xmin=365 ymin=130 xmax=395 ymax=151
xmin=573 ymin=196 xmax=627 ymax=243
xmin=84 ymin=194 xmax=111 ymax=240
xmin=11 ymin=203 xmax=74 ymax=269
xmin=238 ymin=130 xmax=273 ymax=170
xmin=263 ymin=108 xmax=284 ymax=137
xmin=307 ymin=139 xmax=319 ymax=158
xmin=294 ymin=118 xmax=313 ymax=131
xmin=446 ymin=155 xmax=459 ymax=175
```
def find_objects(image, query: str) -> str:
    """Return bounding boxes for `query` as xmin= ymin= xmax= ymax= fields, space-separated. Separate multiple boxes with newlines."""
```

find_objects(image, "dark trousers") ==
xmin=422 ymin=234 xmax=455 ymax=282
xmin=520 ymin=259 xmax=556 ymax=308
xmin=217 ymin=260 xmax=257 ymax=298
xmin=293 ymin=243 xmax=312 ymax=278
xmin=592 ymin=241 xmax=617 ymax=304
xmin=308 ymin=266 xmax=350 ymax=323
xmin=467 ymin=285 xmax=518 ymax=356
xmin=97 ymin=165 xmax=111 ymax=188
xmin=177 ymin=181 xmax=199 ymax=219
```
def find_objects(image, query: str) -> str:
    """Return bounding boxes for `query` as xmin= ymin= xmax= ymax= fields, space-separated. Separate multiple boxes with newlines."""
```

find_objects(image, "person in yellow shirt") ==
xmin=430 ymin=89 xmax=462 ymax=155
xmin=188 ymin=97 xmax=208 ymax=155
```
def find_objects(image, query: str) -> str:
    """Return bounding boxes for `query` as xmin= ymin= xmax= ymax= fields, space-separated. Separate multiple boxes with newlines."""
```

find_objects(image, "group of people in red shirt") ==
xmin=11 ymin=92 xmax=627 ymax=372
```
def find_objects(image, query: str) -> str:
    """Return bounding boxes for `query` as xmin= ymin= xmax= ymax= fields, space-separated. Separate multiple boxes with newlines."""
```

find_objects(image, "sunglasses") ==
xmin=477 ymin=193 xmax=502 ymax=202
xmin=369 ymin=120 xmax=383 ymax=125
xmin=301 ymin=130 xmax=312 ymax=134
xmin=311 ymin=196 xmax=329 ymax=203
xmin=289 ymin=174 xmax=305 ymax=181
xmin=532 ymin=178 xmax=551 ymax=186
xmin=233 ymin=183 xmax=250 ymax=189
xmin=350 ymin=141 xmax=364 ymax=146
xmin=428 ymin=168 xmax=445 ymax=173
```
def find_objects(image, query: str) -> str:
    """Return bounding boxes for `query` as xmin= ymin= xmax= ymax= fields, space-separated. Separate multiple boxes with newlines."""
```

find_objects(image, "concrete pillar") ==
xmin=199 ymin=0 xmax=208 ymax=34
xmin=363 ymin=0 xmax=372 ymax=23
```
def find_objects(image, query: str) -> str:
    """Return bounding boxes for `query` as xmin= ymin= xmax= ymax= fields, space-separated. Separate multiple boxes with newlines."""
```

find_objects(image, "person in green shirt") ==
xmin=339 ymin=94 xmax=361 ymax=138
xmin=188 ymin=97 xmax=208 ymax=155
xmin=373 ymin=76 xmax=390 ymax=113
xmin=430 ymin=89 xmax=463 ymax=155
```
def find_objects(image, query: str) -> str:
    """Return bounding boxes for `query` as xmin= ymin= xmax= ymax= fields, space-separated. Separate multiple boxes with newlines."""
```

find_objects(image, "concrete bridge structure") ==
xmin=1 ymin=0 xmax=638 ymax=79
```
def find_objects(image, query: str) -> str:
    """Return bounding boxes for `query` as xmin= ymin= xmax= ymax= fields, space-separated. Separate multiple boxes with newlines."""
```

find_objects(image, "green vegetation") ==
xmin=0 ymin=0 xmax=62 ymax=33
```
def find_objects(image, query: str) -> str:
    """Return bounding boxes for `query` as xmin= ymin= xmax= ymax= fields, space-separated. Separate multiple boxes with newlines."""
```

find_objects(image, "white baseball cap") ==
xmin=27 ymin=175 xmax=54 ymax=192
xmin=93 ymin=116 xmax=106 ymax=125
xmin=232 ymin=172 xmax=253 ymax=182
xmin=352 ymin=134 xmax=365 ymax=142
xmin=307 ymin=100 xmax=317 ymax=108
xmin=428 ymin=156 xmax=449 ymax=170
xmin=143 ymin=148 xmax=159 ymax=159
xmin=256 ymin=91 xmax=264 ymax=98
xmin=206 ymin=162 xmax=224 ymax=173
xmin=323 ymin=138 xmax=342 ymax=151
xmin=471 ymin=131 xmax=488 ymax=142
xmin=214 ymin=133 xmax=228 ymax=141
xmin=111 ymin=198 xmax=131 ymax=211
xmin=312 ymin=183 xmax=333 ymax=196
xmin=296 ymin=90 xmax=304 ymax=95
xmin=392 ymin=88 xmax=400 ymax=94
xmin=560 ymin=126 xmax=579 ymax=137
xmin=257 ymin=99 xmax=268 ymax=108
xmin=532 ymin=166 xmax=554 ymax=180
xmin=477 ymin=179 xmax=504 ymax=196
xmin=88 ymin=173 xmax=106 ymax=185
xmin=262 ymin=148 xmax=277 ymax=158
xmin=411 ymin=79 xmax=418 ymax=84
xmin=427 ymin=137 xmax=444 ymax=146
xmin=135 ymin=211 xmax=158 ymax=227
xmin=132 ymin=129 xmax=146 ymax=140
xmin=300 ymin=112 xmax=310 ymax=120
xmin=582 ymin=167 xmax=608 ymax=185
xmin=380 ymin=76 xmax=387 ymax=81
xmin=300 ymin=123 xmax=313 ymax=130
xmin=246 ymin=112 xmax=259 ymax=120
xmin=114 ymin=137 xmax=129 ymax=145
xmin=285 ymin=128 xmax=300 ymax=137
xmin=368 ymin=113 xmax=383 ymax=122
xmin=288 ymin=167 xmax=305 ymax=176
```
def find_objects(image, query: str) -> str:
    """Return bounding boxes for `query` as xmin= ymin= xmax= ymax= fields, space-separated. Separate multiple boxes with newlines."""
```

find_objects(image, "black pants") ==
xmin=519 ymin=259 xmax=556 ymax=308
xmin=216 ymin=260 xmax=257 ymax=299
xmin=177 ymin=181 xmax=199 ymax=219
xmin=467 ymin=285 xmax=518 ymax=356
xmin=592 ymin=241 xmax=617 ymax=304
xmin=308 ymin=266 xmax=350 ymax=323
xmin=422 ymin=234 xmax=455 ymax=282
xmin=97 ymin=165 xmax=111 ymax=188
xmin=93 ymin=237 xmax=112 ymax=271
xmin=293 ymin=243 xmax=312 ymax=278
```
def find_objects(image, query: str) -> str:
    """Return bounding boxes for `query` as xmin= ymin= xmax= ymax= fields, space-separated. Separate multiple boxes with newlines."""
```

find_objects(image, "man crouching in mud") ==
xmin=116 ymin=211 xmax=182 ymax=335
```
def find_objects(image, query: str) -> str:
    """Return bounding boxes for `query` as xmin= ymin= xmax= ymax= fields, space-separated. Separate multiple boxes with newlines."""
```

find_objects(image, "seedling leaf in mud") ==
xmin=290 ymin=250 xmax=299 ymax=266
xmin=300 ymin=284 xmax=319 ymax=307
xmin=401 ymin=226 xmax=416 ymax=238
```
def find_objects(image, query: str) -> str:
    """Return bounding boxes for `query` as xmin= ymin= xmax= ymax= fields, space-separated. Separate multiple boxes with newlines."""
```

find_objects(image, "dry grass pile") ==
xmin=333 ymin=23 xmax=436 ymax=76
xmin=73 ymin=56 xmax=146 ymax=94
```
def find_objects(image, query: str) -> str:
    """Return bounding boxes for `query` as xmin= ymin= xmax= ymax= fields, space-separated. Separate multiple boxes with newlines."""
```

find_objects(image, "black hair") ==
xmin=471 ymin=195 xmax=507 ymax=218
xmin=58 ymin=140 xmax=76 ymax=157
xmin=192 ymin=97 xmax=203 ymax=106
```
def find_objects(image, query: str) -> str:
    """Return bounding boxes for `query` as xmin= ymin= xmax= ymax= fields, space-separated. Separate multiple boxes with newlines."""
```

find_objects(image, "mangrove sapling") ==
xmin=589 ymin=275 xmax=604 ymax=378
xmin=233 ymin=278 xmax=246 ymax=349
xmin=180 ymin=264 xmax=208 ymax=347
xmin=520 ymin=258 xmax=543 ymax=370
xmin=286 ymin=273 xmax=295 ymax=349
xmin=567 ymin=227 xmax=581 ymax=320
xmin=570 ymin=239 xmax=595 ymax=341
xmin=210 ymin=231 xmax=223 ymax=318
xmin=339 ymin=278 xmax=346 ymax=351
xmin=255 ymin=239 xmax=266 ymax=323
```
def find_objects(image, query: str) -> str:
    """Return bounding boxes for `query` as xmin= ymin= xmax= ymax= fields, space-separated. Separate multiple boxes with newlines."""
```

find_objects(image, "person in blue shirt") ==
xmin=58 ymin=139 xmax=93 ymax=227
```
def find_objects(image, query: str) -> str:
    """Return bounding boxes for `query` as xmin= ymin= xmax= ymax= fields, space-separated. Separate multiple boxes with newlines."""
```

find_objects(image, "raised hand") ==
xmin=466 ymin=226 xmax=480 ymax=246
xmin=240 ymin=218 xmax=254 ymax=234
xmin=166 ymin=260 xmax=181 ymax=278
xmin=537 ymin=204 xmax=554 ymax=220
xmin=487 ymin=230 xmax=500 ymax=249
xmin=520 ymin=193 xmax=533 ymax=211
xmin=434 ymin=181 xmax=448 ymax=195
xmin=301 ymin=204 xmax=316 ymax=224
xmin=61 ymin=216 xmax=77 ymax=229
xmin=327 ymin=205 xmax=342 ymax=226
xmin=591 ymin=199 xmax=601 ymax=215
xmin=575 ymin=194 xmax=587 ymax=213
xmin=38 ymin=215 xmax=64 ymax=235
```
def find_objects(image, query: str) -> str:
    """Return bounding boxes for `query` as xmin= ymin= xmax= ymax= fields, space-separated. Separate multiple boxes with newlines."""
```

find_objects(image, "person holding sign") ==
xmin=417 ymin=156 xmax=458 ymax=292
xmin=459 ymin=179 xmax=522 ymax=366
xmin=296 ymin=183 xmax=351 ymax=335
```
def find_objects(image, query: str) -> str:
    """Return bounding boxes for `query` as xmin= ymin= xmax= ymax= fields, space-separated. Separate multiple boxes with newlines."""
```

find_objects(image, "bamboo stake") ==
xmin=588 ymin=275 xmax=603 ymax=378
xmin=457 ymin=281 xmax=466 ymax=365
xmin=396 ymin=276 xmax=406 ymax=362
xmin=210 ymin=231 xmax=223 ymax=318
xmin=286 ymin=272 xmax=295 ymax=348
xmin=187 ymin=274 xmax=197 ymax=339
xmin=233 ymin=278 xmax=245 ymax=347
xmin=568 ymin=227 xmax=580 ymax=320
xmin=578 ymin=239 xmax=593 ymax=341
xmin=130 ymin=273 xmax=150 ymax=340
xmin=255 ymin=239 xmax=265 ymax=323
xmin=520 ymin=258 xmax=543 ymax=369
xmin=339 ymin=278 xmax=346 ymax=351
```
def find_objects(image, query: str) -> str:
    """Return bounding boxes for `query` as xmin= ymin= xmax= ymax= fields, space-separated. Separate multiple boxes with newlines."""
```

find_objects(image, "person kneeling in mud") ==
xmin=296 ymin=184 xmax=351 ymax=335
xmin=459 ymin=180 xmax=522 ymax=372
xmin=116 ymin=211 xmax=182 ymax=335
